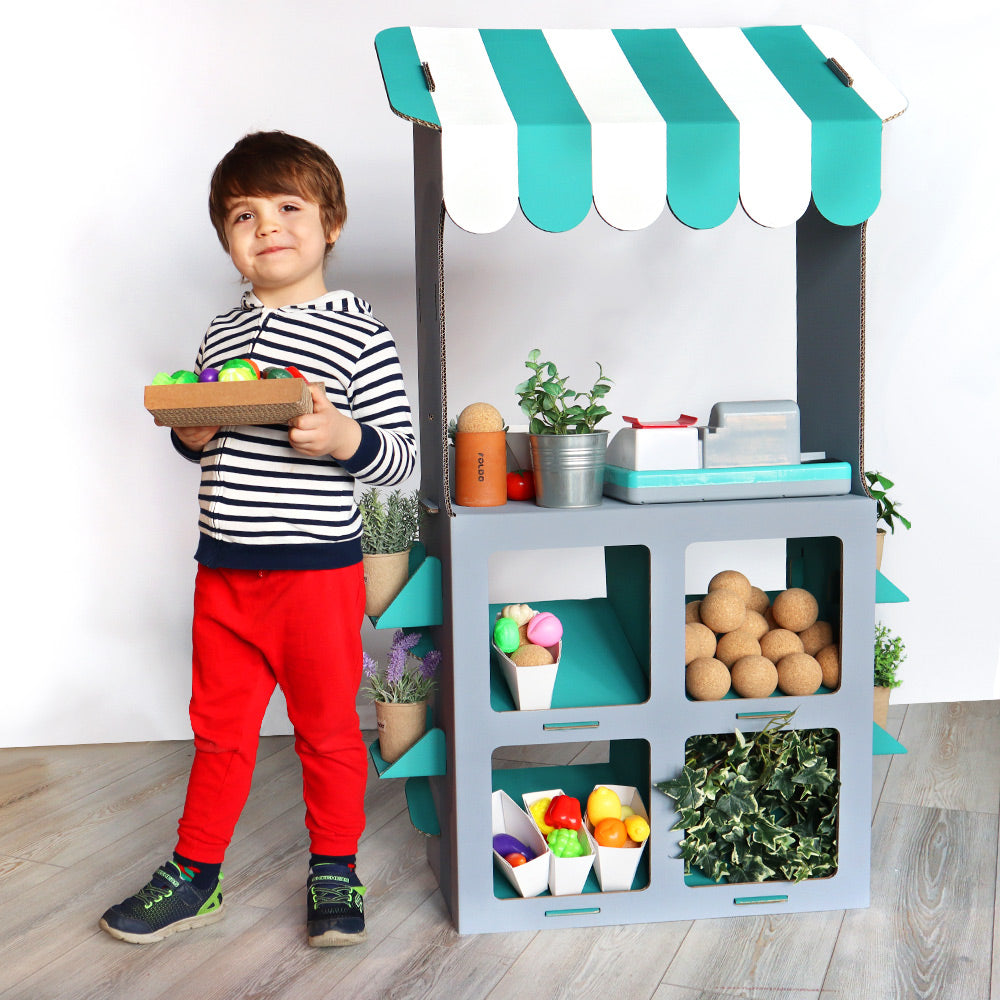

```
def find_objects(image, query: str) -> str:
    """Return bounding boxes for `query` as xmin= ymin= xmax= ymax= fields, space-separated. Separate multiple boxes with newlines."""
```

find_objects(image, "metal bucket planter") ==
xmin=529 ymin=431 xmax=609 ymax=508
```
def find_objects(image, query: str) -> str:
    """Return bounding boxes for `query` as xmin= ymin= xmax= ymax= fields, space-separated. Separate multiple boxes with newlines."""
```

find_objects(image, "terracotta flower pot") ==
xmin=375 ymin=700 xmax=427 ymax=763
xmin=363 ymin=548 xmax=411 ymax=618
xmin=454 ymin=430 xmax=507 ymax=506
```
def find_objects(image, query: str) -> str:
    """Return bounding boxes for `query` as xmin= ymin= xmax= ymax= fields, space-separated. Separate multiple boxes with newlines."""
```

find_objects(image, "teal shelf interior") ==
xmin=489 ymin=598 xmax=650 ymax=712
xmin=404 ymin=776 xmax=440 ymax=836
xmin=875 ymin=570 xmax=909 ymax=604
xmin=371 ymin=542 xmax=443 ymax=631
xmin=491 ymin=739 xmax=650 ymax=899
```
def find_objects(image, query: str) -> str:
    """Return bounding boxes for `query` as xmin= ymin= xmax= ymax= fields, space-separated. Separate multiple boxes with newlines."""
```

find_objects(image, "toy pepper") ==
xmin=547 ymin=827 xmax=586 ymax=858
xmin=544 ymin=794 xmax=582 ymax=831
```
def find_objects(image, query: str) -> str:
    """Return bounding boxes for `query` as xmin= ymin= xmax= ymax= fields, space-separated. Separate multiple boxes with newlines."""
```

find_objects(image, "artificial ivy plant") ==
xmin=655 ymin=712 xmax=840 ymax=884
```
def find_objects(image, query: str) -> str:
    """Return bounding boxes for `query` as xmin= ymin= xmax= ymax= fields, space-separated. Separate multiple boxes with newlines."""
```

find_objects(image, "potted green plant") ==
xmin=358 ymin=487 xmax=422 ymax=617
xmin=655 ymin=712 xmax=840 ymax=884
xmin=864 ymin=470 xmax=911 ymax=570
xmin=873 ymin=622 xmax=905 ymax=728
xmin=363 ymin=630 xmax=441 ymax=763
xmin=515 ymin=348 xmax=613 ymax=508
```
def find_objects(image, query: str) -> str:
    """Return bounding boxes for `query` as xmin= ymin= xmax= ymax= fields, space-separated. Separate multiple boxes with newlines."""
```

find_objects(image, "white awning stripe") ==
xmin=678 ymin=27 xmax=812 ymax=229
xmin=409 ymin=27 xmax=519 ymax=234
xmin=543 ymin=29 xmax=667 ymax=230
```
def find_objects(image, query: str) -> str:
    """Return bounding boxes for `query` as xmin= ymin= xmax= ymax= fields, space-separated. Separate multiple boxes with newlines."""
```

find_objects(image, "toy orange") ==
xmin=593 ymin=816 xmax=627 ymax=848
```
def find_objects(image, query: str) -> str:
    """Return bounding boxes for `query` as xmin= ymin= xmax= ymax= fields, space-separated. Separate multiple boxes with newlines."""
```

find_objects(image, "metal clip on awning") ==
xmin=375 ymin=25 xmax=906 ymax=234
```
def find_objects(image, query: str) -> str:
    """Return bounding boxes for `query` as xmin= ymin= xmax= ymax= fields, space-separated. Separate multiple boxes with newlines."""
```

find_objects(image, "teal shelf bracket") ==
xmin=371 ymin=542 xmax=443 ymax=631
xmin=873 ymin=721 xmax=907 ymax=755
xmin=404 ymin=776 xmax=441 ymax=837
xmin=368 ymin=716 xmax=447 ymax=779
xmin=875 ymin=570 xmax=909 ymax=604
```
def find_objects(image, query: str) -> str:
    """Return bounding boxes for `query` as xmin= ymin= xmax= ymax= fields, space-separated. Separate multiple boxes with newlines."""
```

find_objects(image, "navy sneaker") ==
xmin=306 ymin=862 xmax=367 ymax=947
xmin=99 ymin=862 xmax=224 ymax=944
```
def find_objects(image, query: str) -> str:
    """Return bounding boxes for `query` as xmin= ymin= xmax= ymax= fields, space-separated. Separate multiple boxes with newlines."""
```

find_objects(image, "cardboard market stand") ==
xmin=374 ymin=26 xmax=907 ymax=933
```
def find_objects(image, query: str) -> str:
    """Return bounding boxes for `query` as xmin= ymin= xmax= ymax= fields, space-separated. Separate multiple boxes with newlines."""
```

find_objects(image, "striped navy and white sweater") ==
xmin=173 ymin=289 xmax=417 ymax=571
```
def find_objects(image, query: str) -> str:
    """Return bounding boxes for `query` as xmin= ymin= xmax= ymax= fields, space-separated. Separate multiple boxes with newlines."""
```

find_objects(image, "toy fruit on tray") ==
xmin=145 ymin=359 xmax=317 ymax=428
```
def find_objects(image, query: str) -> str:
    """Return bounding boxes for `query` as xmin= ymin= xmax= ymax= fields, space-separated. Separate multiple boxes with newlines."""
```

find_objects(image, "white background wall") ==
xmin=2 ymin=0 xmax=995 ymax=748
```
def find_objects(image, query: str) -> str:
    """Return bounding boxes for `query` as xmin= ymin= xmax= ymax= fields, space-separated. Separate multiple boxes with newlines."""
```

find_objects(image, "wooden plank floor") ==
xmin=1 ymin=701 xmax=997 ymax=1000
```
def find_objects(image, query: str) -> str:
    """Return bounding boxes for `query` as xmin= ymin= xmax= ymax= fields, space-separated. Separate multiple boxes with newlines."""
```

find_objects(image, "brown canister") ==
xmin=454 ymin=430 xmax=507 ymax=506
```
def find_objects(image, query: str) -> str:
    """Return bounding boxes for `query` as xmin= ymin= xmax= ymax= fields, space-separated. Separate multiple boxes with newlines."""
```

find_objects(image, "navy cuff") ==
xmin=338 ymin=422 xmax=381 ymax=476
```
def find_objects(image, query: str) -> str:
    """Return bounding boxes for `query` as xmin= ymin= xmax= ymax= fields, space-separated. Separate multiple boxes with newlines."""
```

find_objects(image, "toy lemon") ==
xmin=624 ymin=815 xmax=650 ymax=843
xmin=586 ymin=786 xmax=621 ymax=826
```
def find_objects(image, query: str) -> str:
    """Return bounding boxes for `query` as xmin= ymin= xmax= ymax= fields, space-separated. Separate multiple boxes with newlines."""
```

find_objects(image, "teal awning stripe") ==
xmin=480 ymin=29 xmax=592 ymax=232
xmin=614 ymin=28 xmax=739 ymax=230
xmin=743 ymin=26 xmax=882 ymax=226
xmin=374 ymin=27 xmax=440 ymax=128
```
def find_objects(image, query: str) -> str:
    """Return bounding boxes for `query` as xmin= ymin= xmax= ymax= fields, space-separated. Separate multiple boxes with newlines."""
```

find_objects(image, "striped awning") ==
xmin=375 ymin=26 xmax=906 ymax=233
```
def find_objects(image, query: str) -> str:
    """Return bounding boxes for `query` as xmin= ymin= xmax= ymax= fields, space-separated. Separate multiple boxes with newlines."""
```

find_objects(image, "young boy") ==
xmin=100 ymin=131 xmax=416 ymax=947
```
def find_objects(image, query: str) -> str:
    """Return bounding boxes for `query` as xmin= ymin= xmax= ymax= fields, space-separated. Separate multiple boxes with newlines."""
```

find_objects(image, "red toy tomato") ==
xmin=506 ymin=469 xmax=535 ymax=501
xmin=504 ymin=852 xmax=528 ymax=867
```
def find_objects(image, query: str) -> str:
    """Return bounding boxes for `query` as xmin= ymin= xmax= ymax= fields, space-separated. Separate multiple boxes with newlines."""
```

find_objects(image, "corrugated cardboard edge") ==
xmin=144 ymin=380 xmax=318 ymax=427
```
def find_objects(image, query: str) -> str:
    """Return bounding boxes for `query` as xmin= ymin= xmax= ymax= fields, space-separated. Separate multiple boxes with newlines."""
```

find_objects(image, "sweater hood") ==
xmin=240 ymin=289 xmax=375 ymax=317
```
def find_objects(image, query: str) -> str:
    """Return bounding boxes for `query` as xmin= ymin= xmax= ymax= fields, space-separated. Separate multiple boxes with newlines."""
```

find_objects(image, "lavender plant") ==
xmin=362 ymin=630 xmax=441 ymax=704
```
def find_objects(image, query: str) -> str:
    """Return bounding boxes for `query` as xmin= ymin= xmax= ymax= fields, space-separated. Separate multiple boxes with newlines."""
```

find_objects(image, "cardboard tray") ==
xmin=491 ymin=791 xmax=550 ymax=898
xmin=583 ymin=784 xmax=649 ymax=892
xmin=144 ymin=379 xmax=316 ymax=427
xmin=492 ymin=634 xmax=561 ymax=711
xmin=521 ymin=788 xmax=594 ymax=896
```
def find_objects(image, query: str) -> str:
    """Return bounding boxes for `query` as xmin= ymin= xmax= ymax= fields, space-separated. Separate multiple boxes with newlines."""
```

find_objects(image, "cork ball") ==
xmin=511 ymin=643 xmax=554 ymax=667
xmin=708 ymin=569 xmax=752 ymax=603
xmin=799 ymin=620 xmax=834 ymax=656
xmin=772 ymin=588 xmax=819 ymax=632
xmin=776 ymin=652 xmax=823 ymax=696
xmin=731 ymin=655 xmax=778 ymax=699
xmin=759 ymin=628 xmax=805 ymax=664
xmin=716 ymin=629 xmax=762 ymax=668
xmin=699 ymin=590 xmax=746 ymax=634
xmin=763 ymin=606 xmax=778 ymax=629
xmin=816 ymin=644 xmax=841 ymax=689
xmin=686 ymin=657 xmax=732 ymax=701
xmin=517 ymin=623 xmax=531 ymax=647
xmin=747 ymin=586 xmax=771 ymax=616
xmin=685 ymin=600 xmax=702 ymax=624
xmin=744 ymin=610 xmax=769 ymax=641
xmin=685 ymin=623 xmax=717 ymax=665
xmin=457 ymin=402 xmax=504 ymax=433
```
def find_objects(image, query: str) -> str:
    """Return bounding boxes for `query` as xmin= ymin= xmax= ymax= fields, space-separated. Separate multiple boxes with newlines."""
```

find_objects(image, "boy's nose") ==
xmin=256 ymin=212 xmax=281 ymax=235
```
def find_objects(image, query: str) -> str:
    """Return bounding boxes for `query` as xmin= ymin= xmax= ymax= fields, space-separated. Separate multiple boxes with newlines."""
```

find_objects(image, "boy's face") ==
xmin=223 ymin=193 xmax=341 ymax=307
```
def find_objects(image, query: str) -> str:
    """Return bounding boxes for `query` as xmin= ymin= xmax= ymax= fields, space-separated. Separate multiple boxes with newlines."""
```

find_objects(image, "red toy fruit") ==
xmin=506 ymin=469 xmax=535 ymax=501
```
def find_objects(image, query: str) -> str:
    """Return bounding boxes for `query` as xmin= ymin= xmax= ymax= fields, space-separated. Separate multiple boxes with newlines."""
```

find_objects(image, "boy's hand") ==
xmin=288 ymin=383 xmax=362 ymax=460
xmin=161 ymin=421 xmax=219 ymax=452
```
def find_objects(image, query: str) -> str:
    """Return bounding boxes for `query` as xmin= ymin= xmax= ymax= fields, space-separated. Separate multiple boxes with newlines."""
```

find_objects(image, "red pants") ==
xmin=176 ymin=563 xmax=367 ymax=863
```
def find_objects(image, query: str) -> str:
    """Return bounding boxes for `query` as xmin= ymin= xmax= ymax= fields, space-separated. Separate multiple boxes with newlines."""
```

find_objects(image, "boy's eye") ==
xmin=237 ymin=211 xmax=253 ymax=222
xmin=279 ymin=203 xmax=300 ymax=213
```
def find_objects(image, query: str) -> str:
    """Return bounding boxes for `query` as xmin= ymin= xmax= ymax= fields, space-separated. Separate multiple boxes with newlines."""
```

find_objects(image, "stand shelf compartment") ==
xmin=375 ymin=25 xmax=906 ymax=934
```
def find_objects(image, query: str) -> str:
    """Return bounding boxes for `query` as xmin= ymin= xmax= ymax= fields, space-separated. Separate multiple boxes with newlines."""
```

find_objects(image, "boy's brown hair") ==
xmin=209 ymin=131 xmax=347 ymax=258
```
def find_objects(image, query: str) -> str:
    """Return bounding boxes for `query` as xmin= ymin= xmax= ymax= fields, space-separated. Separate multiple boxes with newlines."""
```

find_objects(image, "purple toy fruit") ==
xmin=492 ymin=833 xmax=534 ymax=860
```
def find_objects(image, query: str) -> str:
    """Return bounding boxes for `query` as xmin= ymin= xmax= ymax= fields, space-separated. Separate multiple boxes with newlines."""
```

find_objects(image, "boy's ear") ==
xmin=327 ymin=224 xmax=342 ymax=246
